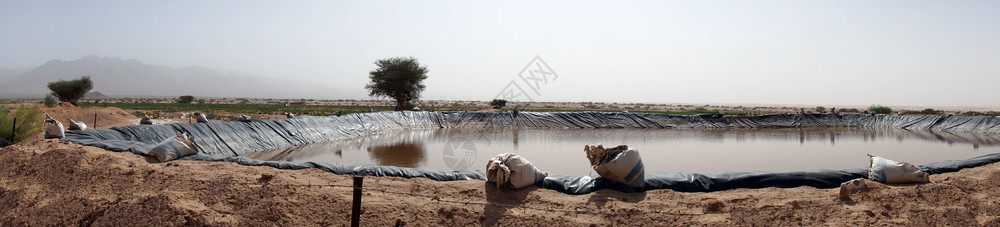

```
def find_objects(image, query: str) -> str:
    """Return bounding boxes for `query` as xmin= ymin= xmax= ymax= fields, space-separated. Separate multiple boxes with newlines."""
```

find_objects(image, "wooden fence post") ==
xmin=352 ymin=176 xmax=364 ymax=227
xmin=9 ymin=117 xmax=15 ymax=144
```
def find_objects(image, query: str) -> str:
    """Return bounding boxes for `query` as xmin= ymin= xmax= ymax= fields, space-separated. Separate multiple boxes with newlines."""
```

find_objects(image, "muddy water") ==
xmin=241 ymin=128 xmax=1000 ymax=175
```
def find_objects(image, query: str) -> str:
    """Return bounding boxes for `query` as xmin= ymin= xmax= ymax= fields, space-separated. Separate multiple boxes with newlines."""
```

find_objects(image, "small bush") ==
xmin=0 ymin=105 xmax=46 ymax=147
xmin=177 ymin=95 xmax=195 ymax=104
xmin=44 ymin=94 xmax=58 ymax=107
xmin=960 ymin=111 xmax=983 ymax=116
xmin=920 ymin=108 xmax=939 ymax=115
xmin=47 ymin=76 xmax=93 ymax=105
xmin=490 ymin=99 xmax=507 ymax=109
xmin=692 ymin=107 xmax=718 ymax=114
xmin=868 ymin=105 xmax=893 ymax=114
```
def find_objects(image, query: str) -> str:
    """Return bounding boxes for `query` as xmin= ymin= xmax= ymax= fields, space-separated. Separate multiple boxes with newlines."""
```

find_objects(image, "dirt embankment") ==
xmin=40 ymin=106 xmax=136 ymax=129
xmin=0 ymin=107 xmax=998 ymax=226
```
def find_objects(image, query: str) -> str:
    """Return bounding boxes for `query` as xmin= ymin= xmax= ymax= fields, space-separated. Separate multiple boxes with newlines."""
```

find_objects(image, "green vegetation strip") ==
xmin=0 ymin=105 xmax=45 ymax=147
xmin=78 ymin=102 xmax=762 ymax=117
xmin=78 ymin=102 xmax=396 ymax=116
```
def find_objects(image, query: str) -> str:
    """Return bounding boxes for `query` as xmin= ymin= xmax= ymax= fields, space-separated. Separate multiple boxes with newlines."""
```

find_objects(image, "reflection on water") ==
xmin=368 ymin=143 xmax=425 ymax=168
xmin=242 ymin=128 xmax=1000 ymax=175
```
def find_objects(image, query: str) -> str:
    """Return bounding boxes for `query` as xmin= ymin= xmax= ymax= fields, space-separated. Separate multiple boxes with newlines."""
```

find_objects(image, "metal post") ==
xmin=351 ymin=176 xmax=363 ymax=227
xmin=9 ymin=118 xmax=15 ymax=144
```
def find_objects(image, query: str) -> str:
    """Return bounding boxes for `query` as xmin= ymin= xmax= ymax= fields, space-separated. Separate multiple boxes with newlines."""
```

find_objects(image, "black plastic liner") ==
xmin=62 ymin=112 xmax=1000 ymax=194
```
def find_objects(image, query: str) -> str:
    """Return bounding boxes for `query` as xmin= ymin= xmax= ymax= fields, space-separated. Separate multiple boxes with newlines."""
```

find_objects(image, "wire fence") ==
xmin=162 ymin=176 xmax=848 ymax=218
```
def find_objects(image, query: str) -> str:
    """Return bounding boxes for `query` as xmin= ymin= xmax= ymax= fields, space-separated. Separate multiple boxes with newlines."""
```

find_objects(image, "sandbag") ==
xmin=147 ymin=133 xmax=199 ymax=162
xmin=585 ymin=144 xmax=645 ymax=188
xmin=68 ymin=119 xmax=87 ymax=130
xmin=486 ymin=153 xmax=547 ymax=189
xmin=237 ymin=115 xmax=252 ymax=122
xmin=140 ymin=115 xmax=153 ymax=125
xmin=44 ymin=118 xmax=65 ymax=139
xmin=194 ymin=112 xmax=209 ymax=123
xmin=868 ymin=154 xmax=929 ymax=184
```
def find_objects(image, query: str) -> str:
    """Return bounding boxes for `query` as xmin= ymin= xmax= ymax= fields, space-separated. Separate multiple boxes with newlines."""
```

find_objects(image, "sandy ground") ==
xmin=1 ymin=107 xmax=999 ymax=226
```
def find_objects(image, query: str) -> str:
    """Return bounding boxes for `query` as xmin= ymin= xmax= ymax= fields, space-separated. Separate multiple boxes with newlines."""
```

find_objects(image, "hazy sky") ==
xmin=2 ymin=1 xmax=998 ymax=107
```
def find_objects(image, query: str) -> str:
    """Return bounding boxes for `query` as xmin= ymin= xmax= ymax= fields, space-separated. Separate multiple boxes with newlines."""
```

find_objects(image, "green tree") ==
xmin=177 ymin=95 xmax=195 ymax=104
xmin=47 ymin=76 xmax=93 ymax=106
xmin=365 ymin=57 xmax=429 ymax=111
xmin=490 ymin=99 xmax=507 ymax=109
xmin=868 ymin=105 xmax=893 ymax=114
xmin=43 ymin=93 xmax=58 ymax=107
xmin=920 ymin=108 xmax=938 ymax=115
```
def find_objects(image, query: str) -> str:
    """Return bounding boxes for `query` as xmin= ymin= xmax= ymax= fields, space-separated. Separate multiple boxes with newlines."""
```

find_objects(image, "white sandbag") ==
xmin=868 ymin=154 xmax=929 ymax=184
xmin=194 ymin=112 xmax=209 ymax=123
xmin=237 ymin=115 xmax=252 ymax=122
xmin=68 ymin=119 xmax=87 ymax=130
xmin=44 ymin=119 xmax=65 ymax=139
xmin=585 ymin=144 xmax=645 ymax=188
xmin=486 ymin=153 xmax=547 ymax=189
xmin=147 ymin=133 xmax=199 ymax=162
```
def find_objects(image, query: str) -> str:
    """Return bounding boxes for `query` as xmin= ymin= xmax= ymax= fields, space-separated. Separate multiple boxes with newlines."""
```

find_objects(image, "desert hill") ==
xmin=0 ymin=56 xmax=330 ymax=99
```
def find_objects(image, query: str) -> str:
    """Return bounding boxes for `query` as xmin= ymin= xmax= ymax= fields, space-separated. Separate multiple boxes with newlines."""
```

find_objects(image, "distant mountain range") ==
xmin=0 ymin=67 xmax=32 ymax=85
xmin=85 ymin=91 xmax=109 ymax=99
xmin=0 ymin=56 xmax=336 ymax=99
